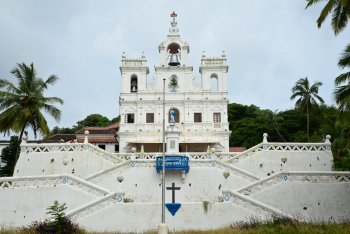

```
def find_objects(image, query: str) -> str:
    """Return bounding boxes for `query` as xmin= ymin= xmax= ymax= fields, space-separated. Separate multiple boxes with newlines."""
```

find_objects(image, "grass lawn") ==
xmin=166 ymin=222 xmax=350 ymax=234
xmin=1 ymin=222 xmax=350 ymax=234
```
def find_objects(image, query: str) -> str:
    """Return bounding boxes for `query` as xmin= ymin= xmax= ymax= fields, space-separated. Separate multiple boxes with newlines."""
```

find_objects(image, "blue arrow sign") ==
xmin=166 ymin=203 xmax=181 ymax=216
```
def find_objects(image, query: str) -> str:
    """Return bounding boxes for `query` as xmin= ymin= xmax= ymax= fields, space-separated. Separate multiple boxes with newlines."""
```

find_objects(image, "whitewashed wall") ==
xmin=0 ymin=175 xmax=109 ymax=228
xmin=14 ymin=143 xmax=121 ymax=178
xmin=87 ymin=163 xmax=256 ymax=203
xmin=76 ymin=202 xmax=255 ymax=233
xmin=225 ymin=143 xmax=333 ymax=177
xmin=1 ymin=141 xmax=349 ymax=232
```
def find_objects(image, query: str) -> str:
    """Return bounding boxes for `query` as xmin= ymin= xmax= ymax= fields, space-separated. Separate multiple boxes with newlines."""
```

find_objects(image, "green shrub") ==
xmin=23 ymin=201 xmax=84 ymax=234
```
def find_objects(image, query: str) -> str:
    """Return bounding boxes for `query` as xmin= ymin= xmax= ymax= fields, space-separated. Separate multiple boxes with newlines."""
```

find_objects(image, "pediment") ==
xmin=145 ymin=106 xmax=156 ymax=112
xmin=124 ymin=106 xmax=137 ymax=112
xmin=192 ymin=106 xmax=203 ymax=111
xmin=211 ymin=106 xmax=223 ymax=111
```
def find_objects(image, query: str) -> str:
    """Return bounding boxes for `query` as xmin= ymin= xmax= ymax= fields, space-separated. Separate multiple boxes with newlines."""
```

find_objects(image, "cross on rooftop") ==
xmin=170 ymin=11 xmax=177 ymax=21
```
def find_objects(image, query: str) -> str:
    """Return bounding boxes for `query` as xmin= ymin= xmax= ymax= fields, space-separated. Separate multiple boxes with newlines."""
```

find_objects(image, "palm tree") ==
xmin=271 ymin=110 xmax=287 ymax=142
xmin=290 ymin=77 xmax=325 ymax=142
xmin=0 ymin=63 xmax=63 ymax=162
xmin=334 ymin=43 xmax=350 ymax=111
xmin=305 ymin=0 xmax=350 ymax=35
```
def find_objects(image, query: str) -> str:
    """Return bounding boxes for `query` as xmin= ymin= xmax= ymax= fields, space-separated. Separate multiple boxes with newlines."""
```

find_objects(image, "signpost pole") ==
xmin=158 ymin=78 xmax=168 ymax=234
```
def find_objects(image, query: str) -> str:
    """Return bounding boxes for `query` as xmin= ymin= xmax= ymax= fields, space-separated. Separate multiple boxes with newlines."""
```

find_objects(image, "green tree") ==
xmin=334 ymin=43 xmax=350 ymax=111
xmin=50 ymin=126 xmax=76 ymax=135
xmin=111 ymin=115 xmax=121 ymax=123
xmin=332 ymin=114 xmax=350 ymax=170
xmin=228 ymin=103 xmax=275 ymax=148
xmin=290 ymin=77 xmax=324 ymax=142
xmin=0 ymin=63 xmax=63 ymax=162
xmin=0 ymin=136 xmax=19 ymax=177
xmin=75 ymin=114 xmax=110 ymax=130
xmin=306 ymin=0 xmax=350 ymax=35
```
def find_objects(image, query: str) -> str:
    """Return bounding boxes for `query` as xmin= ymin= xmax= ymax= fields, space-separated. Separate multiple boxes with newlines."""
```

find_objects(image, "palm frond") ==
xmin=290 ymin=91 xmax=305 ymax=100
xmin=332 ymin=2 xmax=348 ymax=35
xmin=306 ymin=0 xmax=328 ymax=9
xmin=313 ymin=93 xmax=325 ymax=103
xmin=43 ymin=96 xmax=64 ymax=105
xmin=334 ymin=84 xmax=350 ymax=111
xmin=335 ymin=71 xmax=350 ymax=85
xmin=43 ymin=104 xmax=62 ymax=122
xmin=317 ymin=0 xmax=337 ymax=27
xmin=0 ymin=79 xmax=20 ymax=93
xmin=338 ymin=43 xmax=350 ymax=68
xmin=44 ymin=75 xmax=59 ymax=86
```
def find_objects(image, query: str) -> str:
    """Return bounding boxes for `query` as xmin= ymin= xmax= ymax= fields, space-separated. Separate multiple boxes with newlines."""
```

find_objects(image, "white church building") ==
xmin=118 ymin=13 xmax=230 ymax=153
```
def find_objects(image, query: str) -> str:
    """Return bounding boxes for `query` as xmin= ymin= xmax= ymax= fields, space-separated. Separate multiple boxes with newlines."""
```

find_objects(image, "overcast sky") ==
xmin=0 ymin=0 xmax=349 ymax=140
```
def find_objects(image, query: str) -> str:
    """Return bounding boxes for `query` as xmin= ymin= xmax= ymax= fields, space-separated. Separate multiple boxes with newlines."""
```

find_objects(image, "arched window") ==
xmin=210 ymin=74 xmax=218 ymax=92
xmin=130 ymin=75 xmax=138 ymax=92
xmin=168 ymin=108 xmax=180 ymax=123
xmin=167 ymin=43 xmax=181 ymax=66
xmin=167 ymin=43 xmax=180 ymax=54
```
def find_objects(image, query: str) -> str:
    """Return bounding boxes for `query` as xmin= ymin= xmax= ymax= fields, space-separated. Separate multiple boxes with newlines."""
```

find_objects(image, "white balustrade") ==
xmin=237 ymin=171 xmax=350 ymax=197
xmin=222 ymin=189 xmax=292 ymax=219
xmin=21 ymin=143 xmax=126 ymax=163
xmin=0 ymin=174 xmax=111 ymax=197
xmin=66 ymin=192 xmax=124 ymax=221
xmin=225 ymin=142 xmax=332 ymax=164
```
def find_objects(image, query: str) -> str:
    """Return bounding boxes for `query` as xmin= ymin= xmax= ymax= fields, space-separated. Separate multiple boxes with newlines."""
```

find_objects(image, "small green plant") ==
xmin=23 ymin=200 xmax=83 ymax=233
xmin=46 ymin=200 xmax=67 ymax=230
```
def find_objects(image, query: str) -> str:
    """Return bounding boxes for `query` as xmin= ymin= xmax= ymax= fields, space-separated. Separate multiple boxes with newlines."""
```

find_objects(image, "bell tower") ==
xmin=158 ymin=12 xmax=190 ymax=67
xmin=155 ymin=12 xmax=193 ymax=92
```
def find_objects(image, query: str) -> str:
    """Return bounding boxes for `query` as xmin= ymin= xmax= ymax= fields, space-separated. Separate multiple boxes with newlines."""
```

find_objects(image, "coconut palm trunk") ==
xmin=306 ymin=102 xmax=310 ymax=142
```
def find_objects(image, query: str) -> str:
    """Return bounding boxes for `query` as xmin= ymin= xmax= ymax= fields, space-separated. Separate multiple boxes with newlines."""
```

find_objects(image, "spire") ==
xmin=169 ymin=11 xmax=179 ymax=35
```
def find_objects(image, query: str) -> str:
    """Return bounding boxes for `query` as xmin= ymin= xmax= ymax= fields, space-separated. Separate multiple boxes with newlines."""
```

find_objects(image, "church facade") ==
xmin=118 ymin=13 xmax=231 ymax=153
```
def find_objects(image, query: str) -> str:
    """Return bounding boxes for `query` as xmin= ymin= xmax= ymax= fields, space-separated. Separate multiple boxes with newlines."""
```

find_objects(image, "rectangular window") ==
xmin=126 ymin=113 xmax=135 ymax=123
xmin=146 ymin=113 xmax=154 ymax=123
xmin=114 ymin=144 xmax=119 ymax=152
xmin=194 ymin=113 xmax=202 ymax=123
xmin=213 ymin=113 xmax=221 ymax=123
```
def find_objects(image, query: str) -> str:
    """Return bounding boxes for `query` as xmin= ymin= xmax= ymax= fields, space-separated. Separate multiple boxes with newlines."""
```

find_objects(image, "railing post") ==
xmin=84 ymin=130 xmax=89 ymax=144
xmin=325 ymin=135 xmax=332 ymax=151
xmin=21 ymin=132 xmax=28 ymax=145
xmin=263 ymin=133 xmax=268 ymax=150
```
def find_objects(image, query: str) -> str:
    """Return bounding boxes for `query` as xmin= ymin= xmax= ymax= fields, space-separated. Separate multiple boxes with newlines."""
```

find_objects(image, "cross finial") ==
xmin=170 ymin=11 xmax=177 ymax=21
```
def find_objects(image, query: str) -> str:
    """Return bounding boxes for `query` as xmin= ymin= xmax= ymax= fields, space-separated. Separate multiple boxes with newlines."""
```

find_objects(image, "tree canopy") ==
xmin=50 ymin=114 xmax=120 ymax=135
xmin=0 ymin=63 xmax=63 ymax=162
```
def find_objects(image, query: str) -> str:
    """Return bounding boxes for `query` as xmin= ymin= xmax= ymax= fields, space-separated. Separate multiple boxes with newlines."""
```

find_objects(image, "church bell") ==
xmin=168 ymin=54 xmax=180 ymax=66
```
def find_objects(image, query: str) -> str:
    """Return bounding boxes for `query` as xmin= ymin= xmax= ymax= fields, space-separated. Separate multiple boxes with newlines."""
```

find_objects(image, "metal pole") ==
xmin=162 ymin=78 xmax=166 ymax=224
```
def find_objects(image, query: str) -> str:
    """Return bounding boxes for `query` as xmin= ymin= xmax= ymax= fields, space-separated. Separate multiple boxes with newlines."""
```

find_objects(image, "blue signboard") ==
xmin=156 ymin=155 xmax=189 ymax=173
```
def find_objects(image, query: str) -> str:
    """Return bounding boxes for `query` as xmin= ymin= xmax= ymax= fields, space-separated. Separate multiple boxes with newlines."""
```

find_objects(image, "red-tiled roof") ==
xmin=76 ymin=122 xmax=119 ymax=134
xmin=229 ymin=147 xmax=246 ymax=152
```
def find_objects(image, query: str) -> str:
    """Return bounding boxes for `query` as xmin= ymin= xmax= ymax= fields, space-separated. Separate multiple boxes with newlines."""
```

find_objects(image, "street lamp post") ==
xmin=158 ymin=78 xmax=168 ymax=234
